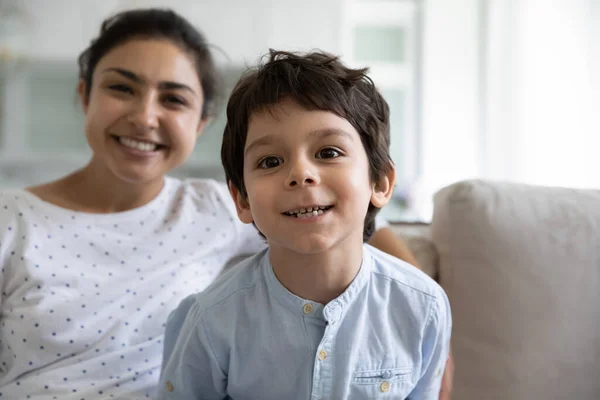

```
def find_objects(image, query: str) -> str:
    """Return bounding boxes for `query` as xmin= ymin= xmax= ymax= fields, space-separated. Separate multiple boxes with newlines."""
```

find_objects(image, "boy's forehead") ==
xmin=247 ymin=99 xmax=301 ymax=123
xmin=247 ymin=99 xmax=351 ymax=131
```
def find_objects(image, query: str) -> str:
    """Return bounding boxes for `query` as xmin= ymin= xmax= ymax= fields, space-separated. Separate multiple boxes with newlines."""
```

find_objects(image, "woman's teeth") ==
xmin=285 ymin=206 xmax=332 ymax=219
xmin=119 ymin=136 xmax=159 ymax=152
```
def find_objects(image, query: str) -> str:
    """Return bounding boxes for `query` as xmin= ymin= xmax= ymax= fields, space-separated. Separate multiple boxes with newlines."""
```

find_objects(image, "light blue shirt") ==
xmin=157 ymin=244 xmax=451 ymax=399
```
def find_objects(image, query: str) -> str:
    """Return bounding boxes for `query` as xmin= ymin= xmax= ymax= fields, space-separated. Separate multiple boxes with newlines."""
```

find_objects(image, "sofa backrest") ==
xmin=432 ymin=179 xmax=600 ymax=400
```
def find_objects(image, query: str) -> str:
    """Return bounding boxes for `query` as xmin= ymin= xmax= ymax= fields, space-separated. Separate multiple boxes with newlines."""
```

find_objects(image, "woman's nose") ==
xmin=128 ymin=95 xmax=159 ymax=130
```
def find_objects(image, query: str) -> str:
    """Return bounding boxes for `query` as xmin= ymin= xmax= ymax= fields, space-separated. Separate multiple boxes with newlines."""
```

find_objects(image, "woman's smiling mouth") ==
xmin=112 ymin=135 xmax=166 ymax=152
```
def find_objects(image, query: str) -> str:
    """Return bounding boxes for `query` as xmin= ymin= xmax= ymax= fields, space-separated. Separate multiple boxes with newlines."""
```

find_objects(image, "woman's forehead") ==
xmin=94 ymin=39 xmax=201 ymax=89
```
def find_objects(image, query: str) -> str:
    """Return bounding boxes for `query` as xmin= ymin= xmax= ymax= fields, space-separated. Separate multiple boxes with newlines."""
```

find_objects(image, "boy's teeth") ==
xmin=287 ymin=207 xmax=329 ymax=218
xmin=119 ymin=136 xmax=158 ymax=152
xmin=288 ymin=206 xmax=328 ymax=214
xmin=297 ymin=210 xmax=323 ymax=218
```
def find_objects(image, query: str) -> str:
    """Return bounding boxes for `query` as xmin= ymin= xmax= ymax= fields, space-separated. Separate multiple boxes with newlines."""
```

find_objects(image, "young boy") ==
xmin=157 ymin=50 xmax=451 ymax=400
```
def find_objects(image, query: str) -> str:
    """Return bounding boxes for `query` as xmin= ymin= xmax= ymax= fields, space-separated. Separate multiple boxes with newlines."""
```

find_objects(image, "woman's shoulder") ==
xmin=0 ymin=189 xmax=31 ymax=254
xmin=176 ymin=177 xmax=229 ymax=197
xmin=0 ymin=187 xmax=29 ymax=201
xmin=173 ymin=177 xmax=237 ymax=215
xmin=0 ymin=188 xmax=31 ymax=221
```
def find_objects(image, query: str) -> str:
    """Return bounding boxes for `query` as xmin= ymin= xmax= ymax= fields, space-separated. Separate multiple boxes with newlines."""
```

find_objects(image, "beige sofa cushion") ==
xmin=432 ymin=180 xmax=600 ymax=400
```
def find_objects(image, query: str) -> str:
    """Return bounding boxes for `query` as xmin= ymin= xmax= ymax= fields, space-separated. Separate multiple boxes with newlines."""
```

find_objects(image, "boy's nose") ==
xmin=286 ymin=176 xmax=316 ymax=187
xmin=285 ymin=161 xmax=320 ymax=188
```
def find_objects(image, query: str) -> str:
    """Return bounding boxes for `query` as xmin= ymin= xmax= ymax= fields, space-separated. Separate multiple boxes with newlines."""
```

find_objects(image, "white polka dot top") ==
xmin=0 ymin=177 xmax=264 ymax=399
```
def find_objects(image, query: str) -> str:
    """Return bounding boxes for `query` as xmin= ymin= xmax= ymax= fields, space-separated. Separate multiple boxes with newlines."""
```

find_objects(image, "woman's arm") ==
xmin=368 ymin=227 xmax=420 ymax=268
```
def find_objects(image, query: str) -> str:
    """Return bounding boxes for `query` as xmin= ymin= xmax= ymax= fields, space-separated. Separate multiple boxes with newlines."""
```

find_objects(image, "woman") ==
xmin=0 ymin=8 xmax=447 ymax=399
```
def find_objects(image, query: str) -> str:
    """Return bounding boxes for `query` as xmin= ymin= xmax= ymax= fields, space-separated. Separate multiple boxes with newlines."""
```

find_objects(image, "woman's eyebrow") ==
xmin=101 ymin=67 xmax=198 ymax=96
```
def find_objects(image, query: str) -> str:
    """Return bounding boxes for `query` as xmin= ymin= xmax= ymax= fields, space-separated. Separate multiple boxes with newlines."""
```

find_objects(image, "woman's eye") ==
xmin=109 ymin=84 xmax=133 ymax=94
xmin=258 ymin=156 xmax=283 ymax=169
xmin=164 ymin=95 xmax=186 ymax=106
xmin=316 ymin=148 xmax=342 ymax=159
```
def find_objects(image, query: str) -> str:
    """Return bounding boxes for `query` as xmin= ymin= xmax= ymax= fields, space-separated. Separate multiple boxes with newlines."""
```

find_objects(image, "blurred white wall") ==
xmin=22 ymin=0 xmax=344 ymax=65
xmin=417 ymin=0 xmax=481 ymax=218
xmin=484 ymin=0 xmax=598 ymax=188
xmin=1 ymin=0 xmax=597 ymax=219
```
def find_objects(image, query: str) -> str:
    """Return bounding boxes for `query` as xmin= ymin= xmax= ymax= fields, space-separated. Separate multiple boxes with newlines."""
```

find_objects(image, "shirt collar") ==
xmin=262 ymin=244 xmax=373 ymax=325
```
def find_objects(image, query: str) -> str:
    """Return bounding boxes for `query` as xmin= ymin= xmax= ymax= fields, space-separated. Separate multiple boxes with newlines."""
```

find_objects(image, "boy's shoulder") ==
xmin=365 ymin=244 xmax=445 ymax=301
xmin=365 ymin=244 xmax=450 ymax=331
xmin=184 ymin=249 xmax=268 ymax=316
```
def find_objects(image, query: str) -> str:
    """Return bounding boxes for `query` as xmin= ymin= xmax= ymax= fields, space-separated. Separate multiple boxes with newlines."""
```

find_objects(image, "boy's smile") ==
xmin=231 ymin=98 xmax=390 ymax=258
xmin=282 ymin=205 xmax=334 ymax=219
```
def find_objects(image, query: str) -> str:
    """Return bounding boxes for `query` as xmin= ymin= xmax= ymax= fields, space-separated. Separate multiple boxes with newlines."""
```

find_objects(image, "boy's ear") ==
xmin=370 ymin=163 xmax=396 ymax=208
xmin=228 ymin=182 xmax=254 ymax=224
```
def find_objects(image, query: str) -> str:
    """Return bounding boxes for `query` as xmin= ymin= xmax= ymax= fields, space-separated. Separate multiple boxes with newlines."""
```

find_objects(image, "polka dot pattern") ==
xmin=0 ymin=178 xmax=265 ymax=398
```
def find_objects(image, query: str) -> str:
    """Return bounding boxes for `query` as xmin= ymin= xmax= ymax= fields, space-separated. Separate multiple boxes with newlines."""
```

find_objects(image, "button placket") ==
xmin=311 ymin=315 xmax=336 ymax=399
xmin=324 ymin=301 xmax=343 ymax=328
xmin=317 ymin=350 xmax=328 ymax=361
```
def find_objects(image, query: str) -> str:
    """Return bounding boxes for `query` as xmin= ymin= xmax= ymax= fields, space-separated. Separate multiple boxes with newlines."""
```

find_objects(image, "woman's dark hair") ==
xmin=221 ymin=50 xmax=393 ymax=241
xmin=77 ymin=8 xmax=219 ymax=119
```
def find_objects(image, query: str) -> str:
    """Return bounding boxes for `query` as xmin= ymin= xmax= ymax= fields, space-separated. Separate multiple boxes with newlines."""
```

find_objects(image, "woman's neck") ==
xmin=27 ymin=162 xmax=165 ymax=214
xmin=268 ymin=234 xmax=364 ymax=305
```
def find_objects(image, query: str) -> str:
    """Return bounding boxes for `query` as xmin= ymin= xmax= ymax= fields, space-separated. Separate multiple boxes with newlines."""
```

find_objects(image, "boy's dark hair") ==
xmin=78 ymin=8 xmax=219 ymax=119
xmin=221 ymin=50 xmax=393 ymax=241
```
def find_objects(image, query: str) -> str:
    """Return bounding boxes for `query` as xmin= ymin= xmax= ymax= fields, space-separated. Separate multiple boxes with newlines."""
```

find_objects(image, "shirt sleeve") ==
xmin=407 ymin=288 xmax=452 ymax=399
xmin=157 ymin=300 xmax=227 ymax=400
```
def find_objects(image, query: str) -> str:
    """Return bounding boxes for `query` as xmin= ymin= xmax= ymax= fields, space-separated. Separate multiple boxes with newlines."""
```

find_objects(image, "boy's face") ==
xmin=230 ymin=98 xmax=393 ymax=255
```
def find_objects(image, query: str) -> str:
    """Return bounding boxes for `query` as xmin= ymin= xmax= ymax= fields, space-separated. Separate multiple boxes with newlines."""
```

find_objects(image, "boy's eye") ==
xmin=316 ymin=148 xmax=342 ymax=159
xmin=108 ymin=84 xmax=133 ymax=94
xmin=258 ymin=156 xmax=283 ymax=169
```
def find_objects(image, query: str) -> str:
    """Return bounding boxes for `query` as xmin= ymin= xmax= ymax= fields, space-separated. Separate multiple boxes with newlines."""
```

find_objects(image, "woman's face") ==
xmin=80 ymin=39 xmax=207 ymax=185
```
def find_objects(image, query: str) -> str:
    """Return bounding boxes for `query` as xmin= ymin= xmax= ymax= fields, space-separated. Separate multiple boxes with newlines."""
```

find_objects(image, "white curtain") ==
xmin=414 ymin=0 xmax=598 ymax=221
xmin=483 ymin=0 xmax=598 ymax=188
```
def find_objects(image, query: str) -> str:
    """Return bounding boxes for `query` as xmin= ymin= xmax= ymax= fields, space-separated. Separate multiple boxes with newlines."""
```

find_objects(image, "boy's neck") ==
xmin=268 ymin=235 xmax=364 ymax=305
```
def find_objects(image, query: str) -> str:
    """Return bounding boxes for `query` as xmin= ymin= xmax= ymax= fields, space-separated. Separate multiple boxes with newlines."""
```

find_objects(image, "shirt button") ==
xmin=302 ymin=303 xmax=314 ymax=315
xmin=166 ymin=381 xmax=174 ymax=392
xmin=317 ymin=350 xmax=328 ymax=361
xmin=380 ymin=381 xmax=390 ymax=393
